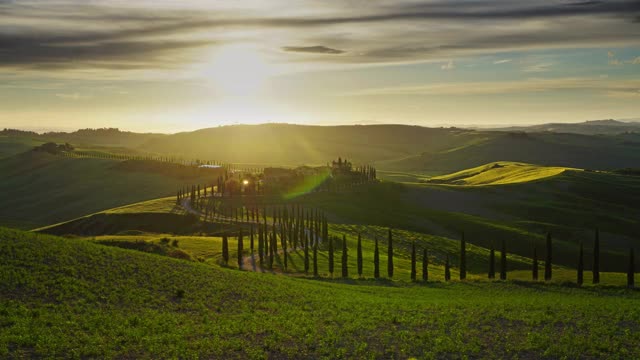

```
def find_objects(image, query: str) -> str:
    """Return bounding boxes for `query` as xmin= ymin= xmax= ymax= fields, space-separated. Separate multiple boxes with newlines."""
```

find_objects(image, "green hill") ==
xmin=5 ymin=124 xmax=640 ymax=174
xmin=380 ymin=131 xmax=640 ymax=173
xmin=0 ymin=151 xmax=218 ymax=229
xmin=39 ymin=163 xmax=640 ymax=274
xmin=298 ymin=170 xmax=640 ymax=273
xmin=427 ymin=162 xmax=575 ymax=185
xmin=1 ymin=227 xmax=639 ymax=358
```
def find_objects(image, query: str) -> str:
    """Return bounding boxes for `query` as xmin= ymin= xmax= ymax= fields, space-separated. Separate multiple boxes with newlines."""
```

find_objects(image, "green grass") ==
xmin=80 ymin=224 xmax=627 ymax=287
xmin=2 ymin=227 xmax=639 ymax=359
xmin=0 ymin=151 xmax=215 ymax=229
xmin=0 ymin=136 xmax=43 ymax=159
xmin=428 ymin=161 xmax=574 ymax=185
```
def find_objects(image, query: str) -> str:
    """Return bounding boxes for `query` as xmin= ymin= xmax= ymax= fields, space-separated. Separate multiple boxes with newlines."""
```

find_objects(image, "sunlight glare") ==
xmin=206 ymin=45 xmax=272 ymax=96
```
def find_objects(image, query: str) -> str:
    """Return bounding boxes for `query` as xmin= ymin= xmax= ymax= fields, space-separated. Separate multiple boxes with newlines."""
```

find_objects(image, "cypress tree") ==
xmin=304 ymin=233 xmax=310 ymax=274
xmin=328 ymin=235 xmax=334 ymax=275
xmin=313 ymin=240 xmax=318 ymax=277
xmin=532 ymin=246 xmax=539 ymax=281
xmin=237 ymin=230 xmax=244 ymax=270
xmin=577 ymin=241 xmax=584 ymax=286
xmin=269 ymin=234 xmax=274 ymax=269
xmin=422 ymin=249 xmax=428 ymax=281
xmin=489 ymin=242 xmax=495 ymax=279
xmin=500 ymin=239 xmax=507 ymax=280
xmin=342 ymin=235 xmax=348 ymax=278
xmin=374 ymin=237 xmax=380 ymax=278
xmin=387 ymin=228 xmax=394 ymax=278
xmin=460 ymin=232 xmax=466 ymax=280
xmin=411 ymin=242 xmax=417 ymax=281
xmin=545 ymin=232 xmax=552 ymax=281
xmin=628 ymin=248 xmax=635 ymax=288
xmin=272 ymin=223 xmax=278 ymax=254
xmin=250 ymin=225 xmax=254 ymax=252
xmin=445 ymin=255 xmax=451 ymax=281
xmin=357 ymin=232 xmax=363 ymax=277
xmin=258 ymin=225 xmax=264 ymax=266
xmin=283 ymin=226 xmax=288 ymax=271
xmin=222 ymin=235 xmax=229 ymax=264
xmin=263 ymin=225 xmax=268 ymax=263
xmin=593 ymin=228 xmax=600 ymax=284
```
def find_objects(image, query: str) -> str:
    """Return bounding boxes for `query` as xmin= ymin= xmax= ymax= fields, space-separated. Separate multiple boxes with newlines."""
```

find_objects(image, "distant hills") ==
xmin=1 ymin=127 xmax=165 ymax=148
xmin=490 ymin=119 xmax=640 ymax=135
xmin=3 ymin=121 xmax=640 ymax=173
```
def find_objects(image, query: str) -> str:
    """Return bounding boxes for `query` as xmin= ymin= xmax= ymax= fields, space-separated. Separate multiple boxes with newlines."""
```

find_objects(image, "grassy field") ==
xmin=39 ymin=162 xmax=640 ymax=274
xmin=0 ymin=151 xmax=217 ymax=229
xmin=427 ymin=162 xmax=574 ymax=185
xmin=2 ymin=227 xmax=639 ymax=359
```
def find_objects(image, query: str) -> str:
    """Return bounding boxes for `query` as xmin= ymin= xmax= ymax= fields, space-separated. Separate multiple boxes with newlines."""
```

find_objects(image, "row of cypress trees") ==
xmin=219 ymin=225 xmax=636 ymax=287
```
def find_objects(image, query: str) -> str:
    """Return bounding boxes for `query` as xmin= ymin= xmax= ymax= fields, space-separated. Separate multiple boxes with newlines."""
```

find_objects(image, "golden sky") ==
xmin=1 ymin=0 xmax=639 ymax=132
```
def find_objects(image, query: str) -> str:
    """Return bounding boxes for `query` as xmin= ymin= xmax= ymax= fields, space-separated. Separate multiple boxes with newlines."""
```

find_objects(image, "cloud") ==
xmin=493 ymin=59 xmax=512 ymax=64
xmin=0 ymin=32 xmax=216 ymax=70
xmin=441 ymin=60 xmax=456 ymax=70
xmin=55 ymin=93 xmax=90 ymax=100
xmin=340 ymin=77 xmax=640 ymax=96
xmin=522 ymin=63 xmax=552 ymax=72
xmin=0 ymin=0 xmax=639 ymax=75
xmin=282 ymin=46 xmax=344 ymax=54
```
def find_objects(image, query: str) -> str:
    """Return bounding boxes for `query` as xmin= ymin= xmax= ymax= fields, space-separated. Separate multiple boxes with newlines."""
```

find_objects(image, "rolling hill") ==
xmin=38 ymin=162 xmax=640 ymax=273
xmin=427 ymin=162 xmax=575 ymax=185
xmin=4 ymin=124 xmax=640 ymax=174
xmin=2 ymin=227 xmax=639 ymax=358
xmin=0 ymin=151 xmax=219 ymax=229
xmin=492 ymin=119 xmax=640 ymax=135
xmin=379 ymin=131 xmax=640 ymax=172
xmin=139 ymin=124 xmax=640 ymax=173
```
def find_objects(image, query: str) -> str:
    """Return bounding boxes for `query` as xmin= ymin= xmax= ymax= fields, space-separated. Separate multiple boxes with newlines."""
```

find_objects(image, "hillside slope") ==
xmin=2 ymin=227 xmax=639 ymax=358
xmin=381 ymin=131 xmax=640 ymax=172
xmin=139 ymin=124 xmax=484 ymax=165
xmin=492 ymin=119 xmax=640 ymax=135
xmin=0 ymin=152 xmax=216 ymax=229
xmin=428 ymin=162 xmax=574 ymax=185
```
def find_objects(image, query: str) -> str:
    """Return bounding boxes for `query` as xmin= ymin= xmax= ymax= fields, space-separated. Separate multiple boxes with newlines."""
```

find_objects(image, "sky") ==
xmin=1 ymin=0 xmax=639 ymax=133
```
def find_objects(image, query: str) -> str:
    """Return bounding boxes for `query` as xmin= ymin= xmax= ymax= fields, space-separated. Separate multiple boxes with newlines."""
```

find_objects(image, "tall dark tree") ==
xmin=444 ymin=255 xmax=451 ymax=281
xmin=489 ymin=242 xmax=495 ymax=279
xmin=460 ymin=232 xmax=466 ymax=280
xmin=328 ymin=235 xmax=334 ymax=275
xmin=532 ymin=247 xmax=539 ymax=281
xmin=237 ymin=230 xmax=244 ymax=270
xmin=258 ymin=225 xmax=264 ymax=265
xmin=250 ymin=226 xmax=254 ymax=252
xmin=593 ymin=228 xmax=600 ymax=284
xmin=342 ymin=235 xmax=348 ymax=278
xmin=374 ymin=237 xmax=380 ymax=279
xmin=545 ymin=232 xmax=552 ymax=281
xmin=357 ymin=232 xmax=363 ymax=277
xmin=628 ymin=248 xmax=635 ymax=288
xmin=422 ymin=249 xmax=428 ymax=281
xmin=577 ymin=241 xmax=584 ymax=287
xmin=283 ymin=226 xmax=288 ymax=271
xmin=222 ymin=235 xmax=229 ymax=264
xmin=313 ymin=240 xmax=318 ymax=277
xmin=387 ymin=229 xmax=394 ymax=278
xmin=411 ymin=242 xmax=417 ymax=281
xmin=500 ymin=239 xmax=507 ymax=280
xmin=304 ymin=233 xmax=310 ymax=274
xmin=269 ymin=234 xmax=274 ymax=269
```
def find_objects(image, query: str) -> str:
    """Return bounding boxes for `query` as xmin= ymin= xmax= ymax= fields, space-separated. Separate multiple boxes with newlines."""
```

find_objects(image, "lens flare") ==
xmin=283 ymin=168 xmax=331 ymax=200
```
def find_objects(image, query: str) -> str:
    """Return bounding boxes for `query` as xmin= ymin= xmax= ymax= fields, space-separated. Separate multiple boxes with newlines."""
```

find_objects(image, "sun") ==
xmin=206 ymin=45 xmax=272 ymax=97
